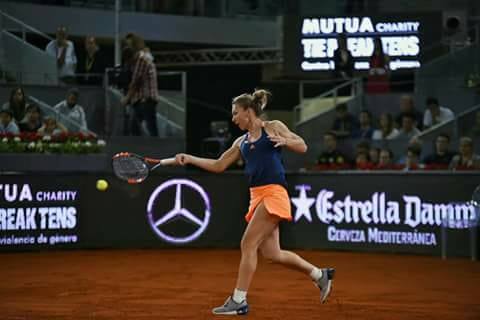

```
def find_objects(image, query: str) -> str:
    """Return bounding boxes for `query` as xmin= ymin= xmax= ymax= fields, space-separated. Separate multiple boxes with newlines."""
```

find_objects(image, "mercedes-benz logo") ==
xmin=147 ymin=179 xmax=211 ymax=244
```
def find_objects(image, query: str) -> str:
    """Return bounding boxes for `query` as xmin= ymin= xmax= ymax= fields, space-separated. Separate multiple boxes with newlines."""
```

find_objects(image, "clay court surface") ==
xmin=1 ymin=249 xmax=479 ymax=320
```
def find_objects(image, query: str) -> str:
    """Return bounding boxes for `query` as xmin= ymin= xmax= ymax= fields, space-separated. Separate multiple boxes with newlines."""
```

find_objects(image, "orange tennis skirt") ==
xmin=245 ymin=184 xmax=292 ymax=223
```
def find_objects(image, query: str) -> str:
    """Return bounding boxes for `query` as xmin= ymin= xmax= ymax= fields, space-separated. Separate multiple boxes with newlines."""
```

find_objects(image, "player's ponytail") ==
xmin=251 ymin=89 xmax=271 ymax=115
xmin=232 ymin=89 xmax=272 ymax=116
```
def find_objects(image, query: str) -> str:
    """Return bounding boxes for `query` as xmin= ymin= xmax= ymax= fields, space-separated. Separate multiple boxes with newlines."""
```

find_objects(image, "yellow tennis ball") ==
xmin=96 ymin=179 xmax=108 ymax=191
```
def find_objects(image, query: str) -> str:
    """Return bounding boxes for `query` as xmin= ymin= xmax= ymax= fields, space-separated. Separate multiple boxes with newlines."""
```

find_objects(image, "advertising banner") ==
xmin=0 ymin=177 xmax=82 ymax=249
xmin=283 ymin=173 xmax=479 ymax=257
xmin=1 ymin=172 xmax=478 ymax=257
xmin=283 ymin=13 xmax=442 ymax=76
xmin=0 ymin=173 xmax=250 ymax=251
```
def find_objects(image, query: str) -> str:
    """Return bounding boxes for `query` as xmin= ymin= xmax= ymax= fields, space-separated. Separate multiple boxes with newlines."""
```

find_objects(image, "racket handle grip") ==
xmin=160 ymin=157 xmax=177 ymax=166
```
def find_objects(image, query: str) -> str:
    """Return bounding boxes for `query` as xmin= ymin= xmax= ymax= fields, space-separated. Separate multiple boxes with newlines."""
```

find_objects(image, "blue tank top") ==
xmin=240 ymin=128 xmax=287 ymax=188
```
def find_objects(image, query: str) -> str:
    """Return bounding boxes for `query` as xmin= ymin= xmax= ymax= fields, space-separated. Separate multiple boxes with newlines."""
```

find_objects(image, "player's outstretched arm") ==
xmin=265 ymin=120 xmax=308 ymax=153
xmin=176 ymin=136 xmax=243 ymax=173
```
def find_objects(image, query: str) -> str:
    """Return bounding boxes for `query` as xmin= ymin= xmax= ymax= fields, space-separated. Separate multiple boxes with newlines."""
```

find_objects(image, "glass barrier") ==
xmin=0 ymin=11 xmax=58 ymax=85
xmin=456 ymin=104 xmax=480 ymax=138
xmin=104 ymin=68 xmax=186 ymax=138
xmin=28 ymin=95 xmax=97 ymax=135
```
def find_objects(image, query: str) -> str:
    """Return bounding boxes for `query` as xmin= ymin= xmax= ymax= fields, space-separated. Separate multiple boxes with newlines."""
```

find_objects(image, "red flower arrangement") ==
xmin=0 ymin=132 xmax=106 ymax=154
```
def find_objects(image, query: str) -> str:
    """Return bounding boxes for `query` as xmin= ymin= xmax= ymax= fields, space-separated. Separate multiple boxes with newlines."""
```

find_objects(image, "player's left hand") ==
xmin=268 ymin=134 xmax=287 ymax=147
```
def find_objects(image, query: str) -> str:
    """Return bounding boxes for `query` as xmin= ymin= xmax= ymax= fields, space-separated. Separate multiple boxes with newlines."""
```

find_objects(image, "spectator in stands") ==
xmin=372 ymin=113 xmax=399 ymax=140
xmin=333 ymin=33 xmax=354 ymax=80
xmin=331 ymin=103 xmax=358 ymax=139
xmin=423 ymin=134 xmax=456 ymax=169
xmin=366 ymin=37 xmax=390 ymax=94
xmin=397 ymin=113 xmax=421 ymax=140
xmin=78 ymin=36 xmax=108 ymax=85
xmin=2 ymin=87 xmax=30 ymax=123
xmin=394 ymin=95 xmax=423 ymax=130
xmin=466 ymin=111 xmax=480 ymax=138
xmin=354 ymin=141 xmax=374 ymax=170
xmin=396 ymin=139 xmax=421 ymax=164
xmin=423 ymin=97 xmax=454 ymax=129
xmin=316 ymin=131 xmax=350 ymax=169
xmin=18 ymin=104 xmax=43 ymax=133
xmin=46 ymin=26 xmax=77 ymax=83
xmin=355 ymin=151 xmax=373 ymax=170
xmin=53 ymin=88 xmax=88 ymax=132
xmin=353 ymin=110 xmax=374 ymax=139
xmin=375 ymin=148 xmax=398 ymax=170
xmin=369 ymin=147 xmax=380 ymax=166
xmin=403 ymin=144 xmax=423 ymax=171
xmin=0 ymin=109 xmax=20 ymax=134
xmin=449 ymin=137 xmax=480 ymax=170
xmin=355 ymin=140 xmax=370 ymax=155
xmin=38 ymin=116 xmax=68 ymax=136
xmin=122 ymin=33 xmax=159 ymax=136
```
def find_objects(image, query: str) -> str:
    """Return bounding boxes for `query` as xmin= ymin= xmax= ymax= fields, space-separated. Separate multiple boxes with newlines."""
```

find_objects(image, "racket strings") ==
xmin=113 ymin=156 xmax=148 ymax=181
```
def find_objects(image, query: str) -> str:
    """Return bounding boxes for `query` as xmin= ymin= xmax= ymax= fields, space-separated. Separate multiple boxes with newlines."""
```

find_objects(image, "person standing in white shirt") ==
xmin=423 ymin=97 xmax=454 ymax=129
xmin=46 ymin=26 xmax=77 ymax=83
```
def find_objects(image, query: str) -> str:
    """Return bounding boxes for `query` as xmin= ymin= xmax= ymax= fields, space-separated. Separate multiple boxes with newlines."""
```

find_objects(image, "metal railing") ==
xmin=455 ymin=103 xmax=480 ymax=138
xmin=456 ymin=103 xmax=480 ymax=119
xmin=0 ymin=71 xmax=109 ymax=86
xmin=28 ymin=95 xmax=98 ymax=136
xmin=415 ymin=103 xmax=480 ymax=142
xmin=415 ymin=118 xmax=456 ymax=142
xmin=413 ymin=40 xmax=480 ymax=118
xmin=419 ymin=21 xmax=480 ymax=66
xmin=103 ymin=68 xmax=187 ymax=137
xmin=0 ymin=9 xmax=57 ymax=85
xmin=0 ymin=70 xmax=58 ymax=85
xmin=156 ymin=95 xmax=185 ymax=132
xmin=0 ymin=9 xmax=53 ymax=43
xmin=153 ymin=47 xmax=282 ymax=67
xmin=415 ymin=21 xmax=480 ymax=79
xmin=294 ymin=77 xmax=363 ymax=126
xmin=416 ymin=43 xmax=480 ymax=79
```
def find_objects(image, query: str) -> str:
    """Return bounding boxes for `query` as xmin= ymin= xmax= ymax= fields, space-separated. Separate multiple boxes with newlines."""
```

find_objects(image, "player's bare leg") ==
xmin=212 ymin=203 xmax=278 ymax=315
xmin=259 ymin=226 xmax=335 ymax=303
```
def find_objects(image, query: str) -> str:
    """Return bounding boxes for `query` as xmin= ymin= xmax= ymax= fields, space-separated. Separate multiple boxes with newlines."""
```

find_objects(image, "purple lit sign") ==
xmin=147 ymin=179 xmax=211 ymax=244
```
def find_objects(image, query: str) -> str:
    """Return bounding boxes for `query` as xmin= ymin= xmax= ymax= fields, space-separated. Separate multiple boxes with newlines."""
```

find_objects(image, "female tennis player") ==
xmin=176 ymin=89 xmax=335 ymax=315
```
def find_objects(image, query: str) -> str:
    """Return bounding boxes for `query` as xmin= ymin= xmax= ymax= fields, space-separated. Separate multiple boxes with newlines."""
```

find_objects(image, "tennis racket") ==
xmin=112 ymin=152 xmax=177 ymax=184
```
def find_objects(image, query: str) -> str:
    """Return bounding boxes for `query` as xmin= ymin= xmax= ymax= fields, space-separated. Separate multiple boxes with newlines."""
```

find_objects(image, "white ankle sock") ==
xmin=232 ymin=288 xmax=247 ymax=303
xmin=310 ymin=267 xmax=323 ymax=281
